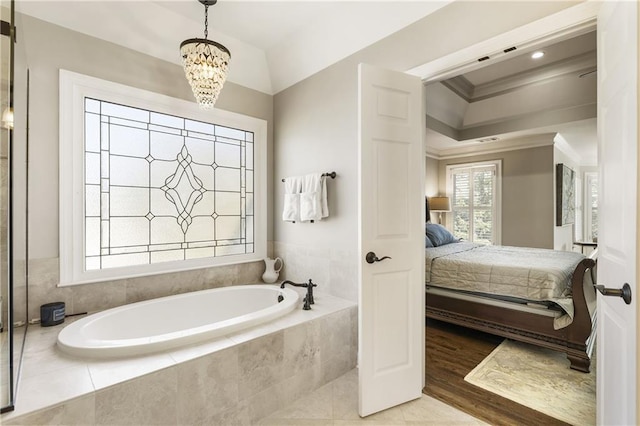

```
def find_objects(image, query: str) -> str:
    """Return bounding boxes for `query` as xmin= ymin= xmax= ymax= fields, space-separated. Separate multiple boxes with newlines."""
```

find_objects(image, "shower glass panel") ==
xmin=0 ymin=0 xmax=11 ymax=412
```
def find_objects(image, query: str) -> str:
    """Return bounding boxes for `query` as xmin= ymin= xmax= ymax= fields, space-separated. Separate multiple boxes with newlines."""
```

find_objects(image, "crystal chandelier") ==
xmin=180 ymin=0 xmax=230 ymax=109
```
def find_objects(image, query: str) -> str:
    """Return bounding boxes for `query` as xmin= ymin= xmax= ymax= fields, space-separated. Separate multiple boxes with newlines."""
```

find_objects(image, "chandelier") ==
xmin=180 ymin=0 xmax=231 ymax=109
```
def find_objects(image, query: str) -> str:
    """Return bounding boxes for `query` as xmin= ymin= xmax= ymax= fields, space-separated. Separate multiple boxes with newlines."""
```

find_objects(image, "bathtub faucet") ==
xmin=280 ymin=279 xmax=317 ymax=310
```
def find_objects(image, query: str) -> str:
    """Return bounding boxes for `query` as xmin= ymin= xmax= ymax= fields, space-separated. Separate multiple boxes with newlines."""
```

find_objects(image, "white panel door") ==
xmin=358 ymin=63 xmax=424 ymax=417
xmin=597 ymin=2 xmax=638 ymax=425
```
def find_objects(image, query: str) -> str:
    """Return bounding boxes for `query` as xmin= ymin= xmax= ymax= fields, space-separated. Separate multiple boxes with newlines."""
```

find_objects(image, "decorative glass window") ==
xmin=60 ymin=70 xmax=266 ymax=285
xmin=84 ymin=98 xmax=254 ymax=270
xmin=446 ymin=160 xmax=502 ymax=245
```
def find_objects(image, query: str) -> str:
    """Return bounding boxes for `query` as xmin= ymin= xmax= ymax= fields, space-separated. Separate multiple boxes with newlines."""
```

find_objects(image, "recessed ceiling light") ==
xmin=531 ymin=51 xmax=545 ymax=59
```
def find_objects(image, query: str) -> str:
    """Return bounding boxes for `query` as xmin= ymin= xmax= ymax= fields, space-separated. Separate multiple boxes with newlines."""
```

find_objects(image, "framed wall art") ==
xmin=556 ymin=163 xmax=576 ymax=226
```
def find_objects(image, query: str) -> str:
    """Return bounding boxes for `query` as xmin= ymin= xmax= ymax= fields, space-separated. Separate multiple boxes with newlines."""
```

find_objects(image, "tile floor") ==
xmin=258 ymin=369 xmax=487 ymax=425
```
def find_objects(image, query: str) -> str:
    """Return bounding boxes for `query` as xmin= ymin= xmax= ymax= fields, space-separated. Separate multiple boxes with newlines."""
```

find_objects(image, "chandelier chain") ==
xmin=204 ymin=4 xmax=209 ymax=39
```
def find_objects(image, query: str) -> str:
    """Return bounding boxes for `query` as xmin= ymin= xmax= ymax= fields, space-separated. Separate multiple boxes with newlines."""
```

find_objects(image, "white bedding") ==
xmin=425 ymin=242 xmax=586 ymax=329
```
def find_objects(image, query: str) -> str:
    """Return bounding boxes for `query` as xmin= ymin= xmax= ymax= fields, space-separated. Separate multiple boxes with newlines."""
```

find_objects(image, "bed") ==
xmin=424 ymin=203 xmax=597 ymax=373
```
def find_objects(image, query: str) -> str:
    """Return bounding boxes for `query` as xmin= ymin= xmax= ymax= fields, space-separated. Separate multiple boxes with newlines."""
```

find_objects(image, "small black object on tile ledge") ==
xmin=40 ymin=302 xmax=66 ymax=327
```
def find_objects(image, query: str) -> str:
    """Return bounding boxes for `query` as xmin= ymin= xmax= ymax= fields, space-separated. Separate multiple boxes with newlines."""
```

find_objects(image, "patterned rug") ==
xmin=464 ymin=339 xmax=595 ymax=426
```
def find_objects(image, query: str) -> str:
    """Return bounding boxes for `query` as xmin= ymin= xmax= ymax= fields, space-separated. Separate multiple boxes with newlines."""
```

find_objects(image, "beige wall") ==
xmin=273 ymin=1 xmax=577 ymax=301
xmin=273 ymin=61 xmax=359 ymax=301
xmin=437 ymin=145 xmax=555 ymax=249
xmin=19 ymin=14 xmax=274 ymax=261
xmin=17 ymin=14 xmax=273 ymax=318
xmin=425 ymin=156 xmax=439 ymax=197
xmin=553 ymin=146 xmax=580 ymax=251
xmin=15 ymin=1 xmax=580 ymax=311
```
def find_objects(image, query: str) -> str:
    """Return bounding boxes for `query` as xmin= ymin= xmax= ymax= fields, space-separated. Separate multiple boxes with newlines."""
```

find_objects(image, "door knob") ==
xmin=595 ymin=283 xmax=632 ymax=305
xmin=365 ymin=252 xmax=391 ymax=264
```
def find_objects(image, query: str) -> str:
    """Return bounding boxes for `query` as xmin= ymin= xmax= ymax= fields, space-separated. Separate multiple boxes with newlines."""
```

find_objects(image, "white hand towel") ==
xmin=282 ymin=176 xmax=302 ymax=222
xmin=320 ymin=174 xmax=329 ymax=218
xmin=300 ymin=173 xmax=324 ymax=222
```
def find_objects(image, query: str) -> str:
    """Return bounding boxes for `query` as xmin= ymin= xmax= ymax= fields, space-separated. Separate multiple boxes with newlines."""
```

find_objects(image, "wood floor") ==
xmin=424 ymin=318 xmax=569 ymax=426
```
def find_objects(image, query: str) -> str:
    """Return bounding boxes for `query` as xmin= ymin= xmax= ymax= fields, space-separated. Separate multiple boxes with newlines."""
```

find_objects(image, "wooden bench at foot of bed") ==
xmin=426 ymin=256 xmax=597 ymax=373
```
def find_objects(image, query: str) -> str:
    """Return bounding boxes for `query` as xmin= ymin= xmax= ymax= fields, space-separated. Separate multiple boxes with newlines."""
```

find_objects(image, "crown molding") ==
xmin=440 ymin=76 xmax=473 ymax=102
xmin=433 ymin=133 xmax=555 ymax=160
xmin=426 ymin=115 xmax=459 ymax=140
xmin=426 ymin=102 xmax=596 ymax=151
xmin=553 ymin=133 xmax=583 ymax=165
xmin=470 ymin=50 xmax=596 ymax=101
xmin=458 ymin=103 xmax=596 ymax=140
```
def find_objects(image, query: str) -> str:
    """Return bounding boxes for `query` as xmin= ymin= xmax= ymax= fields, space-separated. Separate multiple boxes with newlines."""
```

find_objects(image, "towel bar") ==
xmin=281 ymin=171 xmax=336 ymax=182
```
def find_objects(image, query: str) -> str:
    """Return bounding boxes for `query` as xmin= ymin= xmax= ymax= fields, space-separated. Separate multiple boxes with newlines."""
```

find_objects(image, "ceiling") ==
xmin=16 ymin=0 xmax=452 ymax=95
xmin=425 ymin=29 xmax=598 ymax=165
xmin=461 ymin=31 xmax=596 ymax=88
xmin=15 ymin=1 xmax=598 ymax=164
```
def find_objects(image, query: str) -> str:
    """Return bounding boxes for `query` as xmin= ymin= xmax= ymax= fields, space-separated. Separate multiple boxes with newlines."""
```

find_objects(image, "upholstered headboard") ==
xmin=425 ymin=197 xmax=431 ymax=223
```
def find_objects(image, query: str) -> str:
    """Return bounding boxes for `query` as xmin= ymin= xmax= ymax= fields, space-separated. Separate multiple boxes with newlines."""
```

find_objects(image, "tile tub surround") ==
xmin=273 ymin=241 xmax=358 ymax=303
xmin=1 ymin=293 xmax=357 ymax=425
xmin=26 ymin=257 xmax=265 ymax=321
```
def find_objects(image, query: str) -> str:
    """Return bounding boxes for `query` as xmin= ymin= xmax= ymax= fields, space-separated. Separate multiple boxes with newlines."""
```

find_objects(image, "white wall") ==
xmin=273 ymin=1 xmax=579 ymax=301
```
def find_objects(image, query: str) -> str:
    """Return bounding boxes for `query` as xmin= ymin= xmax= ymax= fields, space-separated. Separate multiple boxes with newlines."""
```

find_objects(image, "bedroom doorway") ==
xmin=417 ymin=2 xmax=637 ymax=424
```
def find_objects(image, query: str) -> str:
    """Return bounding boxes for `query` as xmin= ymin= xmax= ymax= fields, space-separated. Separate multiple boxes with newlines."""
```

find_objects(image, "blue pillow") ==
xmin=425 ymin=235 xmax=434 ymax=248
xmin=426 ymin=223 xmax=459 ymax=246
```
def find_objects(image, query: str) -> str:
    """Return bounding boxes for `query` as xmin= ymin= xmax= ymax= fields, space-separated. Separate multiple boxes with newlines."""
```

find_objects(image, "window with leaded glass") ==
xmin=60 ymin=70 xmax=266 ymax=285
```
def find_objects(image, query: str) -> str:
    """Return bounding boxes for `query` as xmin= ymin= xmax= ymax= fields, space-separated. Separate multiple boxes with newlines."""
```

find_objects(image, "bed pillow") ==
xmin=425 ymin=234 xmax=434 ymax=248
xmin=426 ymin=223 xmax=459 ymax=246
xmin=425 ymin=223 xmax=435 ymax=248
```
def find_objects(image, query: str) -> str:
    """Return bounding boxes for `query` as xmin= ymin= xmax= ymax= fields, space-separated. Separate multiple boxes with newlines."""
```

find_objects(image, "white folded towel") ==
xmin=282 ymin=176 xmax=302 ymax=222
xmin=300 ymin=173 xmax=329 ymax=222
xmin=320 ymin=174 xmax=329 ymax=218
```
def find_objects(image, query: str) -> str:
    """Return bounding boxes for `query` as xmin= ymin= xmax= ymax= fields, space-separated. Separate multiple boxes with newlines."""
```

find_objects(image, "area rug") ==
xmin=464 ymin=339 xmax=595 ymax=426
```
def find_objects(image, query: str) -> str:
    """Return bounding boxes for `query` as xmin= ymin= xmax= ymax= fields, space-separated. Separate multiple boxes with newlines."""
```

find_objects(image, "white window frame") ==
xmin=575 ymin=173 xmax=583 ymax=242
xmin=584 ymin=171 xmax=598 ymax=242
xmin=59 ymin=70 xmax=267 ymax=286
xmin=445 ymin=159 xmax=502 ymax=245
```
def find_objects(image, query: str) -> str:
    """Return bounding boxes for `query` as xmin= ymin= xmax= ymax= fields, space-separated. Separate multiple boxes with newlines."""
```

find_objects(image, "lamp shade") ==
xmin=429 ymin=196 xmax=451 ymax=212
xmin=1 ymin=107 xmax=13 ymax=129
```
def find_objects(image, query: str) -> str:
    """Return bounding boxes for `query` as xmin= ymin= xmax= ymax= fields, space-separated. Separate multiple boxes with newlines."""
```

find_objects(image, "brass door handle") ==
xmin=365 ymin=252 xmax=391 ymax=264
xmin=595 ymin=283 xmax=632 ymax=305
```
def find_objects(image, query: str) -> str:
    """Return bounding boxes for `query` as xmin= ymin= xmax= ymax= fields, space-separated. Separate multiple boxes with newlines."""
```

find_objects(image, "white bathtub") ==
xmin=57 ymin=284 xmax=299 ymax=358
